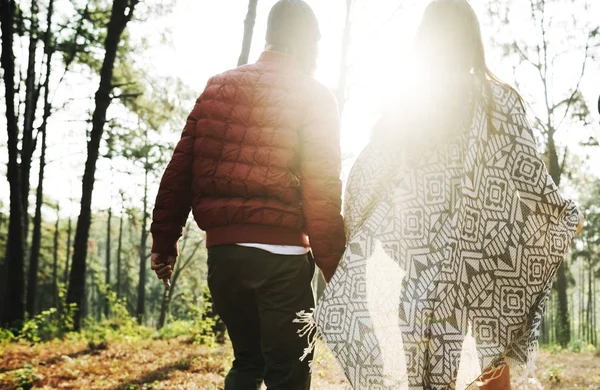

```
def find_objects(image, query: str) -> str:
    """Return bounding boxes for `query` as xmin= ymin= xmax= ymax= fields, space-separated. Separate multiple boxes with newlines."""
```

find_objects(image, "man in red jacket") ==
xmin=150 ymin=1 xmax=346 ymax=388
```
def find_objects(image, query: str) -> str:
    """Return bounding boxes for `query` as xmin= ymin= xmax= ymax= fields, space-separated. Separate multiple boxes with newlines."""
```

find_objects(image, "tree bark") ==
xmin=0 ymin=0 xmax=27 ymax=327
xmin=52 ymin=206 xmax=60 ymax=308
xmin=67 ymin=0 xmax=138 ymax=330
xmin=237 ymin=0 xmax=258 ymax=67
xmin=157 ymin=234 xmax=201 ymax=329
xmin=546 ymin=128 xmax=571 ymax=345
xmin=136 ymin=165 xmax=149 ymax=324
xmin=555 ymin=261 xmax=570 ymax=346
xmin=587 ymin=257 xmax=593 ymax=344
xmin=21 ymin=0 xmax=40 ymax=235
xmin=116 ymin=210 xmax=124 ymax=298
xmin=26 ymin=125 xmax=47 ymax=316
xmin=64 ymin=216 xmax=72 ymax=285
xmin=104 ymin=206 xmax=112 ymax=317
xmin=27 ymin=0 xmax=55 ymax=316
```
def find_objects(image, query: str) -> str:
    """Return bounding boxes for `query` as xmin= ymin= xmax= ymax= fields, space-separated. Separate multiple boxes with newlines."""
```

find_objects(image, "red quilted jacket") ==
xmin=151 ymin=51 xmax=346 ymax=280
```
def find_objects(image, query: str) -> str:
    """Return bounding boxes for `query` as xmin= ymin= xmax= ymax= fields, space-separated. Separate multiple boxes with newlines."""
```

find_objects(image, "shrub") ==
xmin=186 ymin=286 xmax=227 ymax=346
xmin=568 ymin=339 xmax=582 ymax=352
xmin=155 ymin=320 xmax=195 ymax=340
xmin=546 ymin=364 xmax=565 ymax=384
xmin=17 ymin=285 xmax=77 ymax=343
xmin=0 ymin=328 xmax=15 ymax=343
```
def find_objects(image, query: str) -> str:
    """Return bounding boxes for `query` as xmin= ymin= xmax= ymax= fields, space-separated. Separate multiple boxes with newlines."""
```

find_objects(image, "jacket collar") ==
xmin=257 ymin=50 xmax=298 ymax=68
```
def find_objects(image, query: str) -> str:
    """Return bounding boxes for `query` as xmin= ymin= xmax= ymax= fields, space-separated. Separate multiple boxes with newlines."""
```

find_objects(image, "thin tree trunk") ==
xmin=237 ymin=0 xmax=258 ymax=66
xmin=546 ymin=129 xmax=571 ymax=346
xmin=0 ymin=0 xmax=27 ymax=327
xmin=137 ymin=166 xmax=149 ymax=324
xmin=548 ymin=292 xmax=556 ymax=344
xmin=335 ymin=0 xmax=353 ymax=113
xmin=588 ymin=258 xmax=593 ymax=344
xmin=116 ymin=211 xmax=124 ymax=298
xmin=64 ymin=217 xmax=72 ymax=284
xmin=26 ymin=124 xmax=47 ymax=315
xmin=21 ymin=0 xmax=40 ymax=236
xmin=26 ymin=0 xmax=55 ymax=315
xmin=0 ymin=212 xmax=5 ymax=246
xmin=592 ymin=273 xmax=598 ymax=350
xmin=555 ymin=262 xmax=570 ymax=346
xmin=570 ymin=291 xmax=575 ymax=341
xmin=52 ymin=206 xmax=60 ymax=308
xmin=104 ymin=206 xmax=112 ymax=317
xmin=67 ymin=0 xmax=138 ymax=330
xmin=580 ymin=257 xmax=584 ymax=340
xmin=157 ymin=233 xmax=200 ymax=329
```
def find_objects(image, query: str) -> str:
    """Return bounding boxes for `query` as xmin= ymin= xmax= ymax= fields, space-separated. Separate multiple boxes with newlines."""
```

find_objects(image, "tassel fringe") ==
xmin=294 ymin=308 xmax=321 ymax=368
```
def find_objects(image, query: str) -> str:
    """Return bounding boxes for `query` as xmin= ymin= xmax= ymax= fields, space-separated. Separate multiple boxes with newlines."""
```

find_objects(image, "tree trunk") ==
xmin=580 ymin=257 xmax=584 ymax=340
xmin=335 ymin=0 xmax=353 ymax=113
xmin=588 ymin=258 xmax=593 ymax=344
xmin=104 ymin=206 xmax=112 ymax=317
xmin=137 ymin=166 xmax=149 ymax=324
xmin=237 ymin=0 xmax=258 ymax=67
xmin=116 ymin=211 xmax=124 ymax=298
xmin=546 ymin=128 xmax=570 ymax=345
xmin=157 ymin=269 xmax=182 ymax=329
xmin=555 ymin=262 xmax=570 ymax=346
xmin=0 ymin=0 xmax=27 ymax=327
xmin=26 ymin=0 xmax=55 ymax=315
xmin=26 ymin=123 xmax=47 ymax=316
xmin=64 ymin=217 xmax=72 ymax=284
xmin=67 ymin=0 xmax=138 ymax=330
xmin=52 ymin=206 xmax=60 ymax=308
xmin=593 ymin=268 xmax=597 ymax=347
xmin=21 ymin=0 xmax=40 ymax=236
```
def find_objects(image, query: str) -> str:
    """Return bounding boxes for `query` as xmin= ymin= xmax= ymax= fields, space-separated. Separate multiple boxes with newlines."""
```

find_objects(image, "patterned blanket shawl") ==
xmin=306 ymin=83 xmax=580 ymax=389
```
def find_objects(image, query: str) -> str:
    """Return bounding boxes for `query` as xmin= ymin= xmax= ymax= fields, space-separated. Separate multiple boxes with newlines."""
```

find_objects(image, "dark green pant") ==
xmin=207 ymin=245 xmax=315 ymax=390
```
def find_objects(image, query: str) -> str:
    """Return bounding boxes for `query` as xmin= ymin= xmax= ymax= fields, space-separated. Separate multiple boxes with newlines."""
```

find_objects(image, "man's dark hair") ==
xmin=266 ymin=0 xmax=321 ymax=53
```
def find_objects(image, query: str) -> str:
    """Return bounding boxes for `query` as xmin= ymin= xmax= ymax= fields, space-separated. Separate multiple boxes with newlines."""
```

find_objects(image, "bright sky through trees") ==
xmin=0 ymin=0 xmax=598 ymax=216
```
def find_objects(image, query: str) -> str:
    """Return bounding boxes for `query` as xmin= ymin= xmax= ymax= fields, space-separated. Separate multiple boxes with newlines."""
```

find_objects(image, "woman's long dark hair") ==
xmin=373 ymin=0 xmax=518 ymax=154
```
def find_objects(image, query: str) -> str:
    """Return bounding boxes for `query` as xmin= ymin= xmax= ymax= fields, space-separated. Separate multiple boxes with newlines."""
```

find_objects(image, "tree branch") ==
xmin=555 ymin=42 xmax=589 ymax=131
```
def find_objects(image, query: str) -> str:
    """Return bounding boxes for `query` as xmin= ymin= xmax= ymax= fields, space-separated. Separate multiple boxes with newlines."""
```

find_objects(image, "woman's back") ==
xmin=316 ymin=80 xmax=580 ymax=389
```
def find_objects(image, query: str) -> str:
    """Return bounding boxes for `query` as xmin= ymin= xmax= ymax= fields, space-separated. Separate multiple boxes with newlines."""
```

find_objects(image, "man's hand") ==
xmin=151 ymin=253 xmax=177 ymax=288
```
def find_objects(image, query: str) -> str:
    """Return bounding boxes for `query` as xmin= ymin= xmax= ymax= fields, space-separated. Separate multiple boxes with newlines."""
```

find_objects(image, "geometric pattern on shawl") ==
xmin=315 ymin=83 xmax=580 ymax=390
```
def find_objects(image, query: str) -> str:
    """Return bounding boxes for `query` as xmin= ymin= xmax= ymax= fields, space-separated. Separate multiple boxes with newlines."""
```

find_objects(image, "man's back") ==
xmin=192 ymin=51 xmax=319 ymax=242
xmin=152 ymin=50 xmax=346 ymax=280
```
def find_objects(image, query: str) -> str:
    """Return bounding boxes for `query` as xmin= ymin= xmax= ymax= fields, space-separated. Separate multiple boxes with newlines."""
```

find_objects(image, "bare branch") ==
xmin=179 ymin=240 xmax=203 ymax=273
xmin=555 ymin=43 xmax=589 ymax=131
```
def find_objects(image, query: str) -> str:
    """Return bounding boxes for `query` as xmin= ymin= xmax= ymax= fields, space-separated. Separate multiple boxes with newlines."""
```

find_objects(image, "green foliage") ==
xmin=543 ymin=343 xmax=564 ymax=354
xmin=167 ymin=286 xmax=227 ymax=347
xmin=0 ymin=328 xmax=16 ymax=343
xmin=11 ymin=363 xmax=41 ymax=390
xmin=546 ymin=364 xmax=565 ymax=384
xmin=85 ymin=289 xmax=153 ymax=343
xmin=567 ymin=339 xmax=597 ymax=353
xmin=155 ymin=320 xmax=195 ymax=340
xmin=18 ymin=286 xmax=76 ymax=343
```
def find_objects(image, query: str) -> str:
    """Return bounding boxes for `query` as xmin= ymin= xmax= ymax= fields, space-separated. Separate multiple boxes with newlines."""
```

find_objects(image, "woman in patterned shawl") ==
xmin=304 ymin=0 xmax=584 ymax=389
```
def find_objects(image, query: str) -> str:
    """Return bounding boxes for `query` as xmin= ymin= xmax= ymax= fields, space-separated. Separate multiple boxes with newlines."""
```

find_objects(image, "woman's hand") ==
xmin=576 ymin=212 xmax=585 ymax=235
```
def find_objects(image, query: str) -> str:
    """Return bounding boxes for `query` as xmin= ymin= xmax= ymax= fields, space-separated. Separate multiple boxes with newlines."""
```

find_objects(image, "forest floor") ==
xmin=1 ymin=337 xmax=599 ymax=389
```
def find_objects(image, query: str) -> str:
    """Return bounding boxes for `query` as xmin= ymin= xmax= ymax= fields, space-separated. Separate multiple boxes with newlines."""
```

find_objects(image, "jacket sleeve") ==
xmin=150 ymin=96 xmax=202 ymax=256
xmin=299 ymin=85 xmax=346 ymax=282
